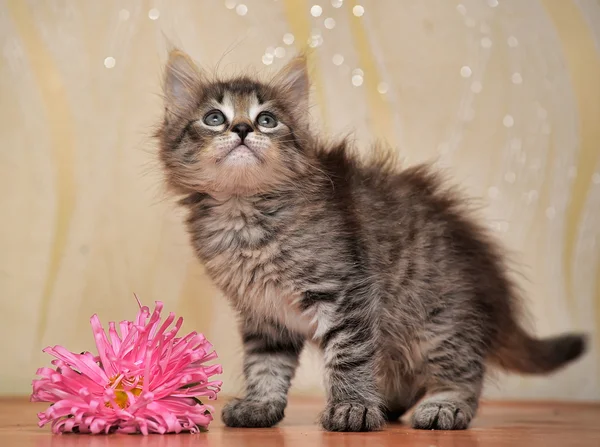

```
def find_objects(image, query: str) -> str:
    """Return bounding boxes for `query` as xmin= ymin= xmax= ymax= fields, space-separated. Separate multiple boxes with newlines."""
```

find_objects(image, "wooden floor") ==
xmin=1 ymin=397 xmax=599 ymax=447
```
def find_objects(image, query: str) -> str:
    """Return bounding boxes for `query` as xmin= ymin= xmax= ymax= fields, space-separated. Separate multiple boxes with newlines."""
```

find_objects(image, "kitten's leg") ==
xmin=221 ymin=320 xmax=304 ymax=428
xmin=318 ymin=311 xmax=385 ymax=432
xmin=411 ymin=336 xmax=485 ymax=430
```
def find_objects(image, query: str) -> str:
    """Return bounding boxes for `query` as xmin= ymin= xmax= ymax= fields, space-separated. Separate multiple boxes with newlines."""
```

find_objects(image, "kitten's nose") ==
xmin=231 ymin=123 xmax=253 ymax=142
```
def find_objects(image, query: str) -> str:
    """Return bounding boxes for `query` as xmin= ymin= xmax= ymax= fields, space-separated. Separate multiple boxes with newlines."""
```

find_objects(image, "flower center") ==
xmin=106 ymin=375 xmax=144 ymax=409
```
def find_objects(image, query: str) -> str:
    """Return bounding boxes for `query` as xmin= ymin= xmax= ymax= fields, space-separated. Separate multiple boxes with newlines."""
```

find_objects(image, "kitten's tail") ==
xmin=491 ymin=327 xmax=587 ymax=374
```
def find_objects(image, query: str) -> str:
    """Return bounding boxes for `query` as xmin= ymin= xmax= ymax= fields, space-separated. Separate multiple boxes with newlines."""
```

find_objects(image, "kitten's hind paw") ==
xmin=320 ymin=402 xmax=385 ymax=432
xmin=221 ymin=398 xmax=285 ymax=428
xmin=411 ymin=400 xmax=472 ymax=430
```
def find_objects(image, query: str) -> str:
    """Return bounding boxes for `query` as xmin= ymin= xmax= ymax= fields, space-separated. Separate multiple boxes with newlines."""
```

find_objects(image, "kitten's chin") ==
xmin=206 ymin=163 xmax=286 ymax=197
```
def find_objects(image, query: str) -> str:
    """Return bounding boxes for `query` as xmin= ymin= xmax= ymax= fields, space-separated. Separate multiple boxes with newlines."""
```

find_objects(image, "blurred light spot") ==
xmin=481 ymin=37 xmax=492 ymax=48
xmin=545 ymin=206 xmax=556 ymax=220
xmin=148 ymin=8 xmax=160 ymax=20
xmin=274 ymin=47 xmax=286 ymax=58
xmin=308 ymin=31 xmax=323 ymax=48
xmin=507 ymin=36 xmax=519 ymax=47
xmin=331 ymin=0 xmax=343 ymax=7
xmin=118 ymin=9 xmax=130 ymax=21
xmin=324 ymin=18 xmax=336 ymax=29
xmin=283 ymin=33 xmax=295 ymax=45
xmin=377 ymin=82 xmax=389 ymax=94
xmin=311 ymin=5 xmax=323 ymax=17
xmin=460 ymin=108 xmax=475 ymax=122
xmin=456 ymin=4 xmax=467 ymax=15
xmin=511 ymin=72 xmax=523 ymax=84
xmin=262 ymin=54 xmax=274 ymax=65
xmin=527 ymin=190 xmax=538 ymax=203
xmin=352 ymin=74 xmax=363 ymax=86
xmin=332 ymin=54 xmax=344 ymax=65
xmin=460 ymin=66 xmax=472 ymax=78
xmin=470 ymin=81 xmax=482 ymax=93
xmin=104 ymin=56 xmax=116 ymax=68
xmin=487 ymin=0 xmax=499 ymax=7
xmin=504 ymin=171 xmax=516 ymax=184
xmin=225 ymin=0 xmax=237 ymax=9
xmin=487 ymin=186 xmax=499 ymax=199
xmin=503 ymin=114 xmax=514 ymax=128
xmin=353 ymin=5 xmax=364 ymax=17
xmin=236 ymin=4 xmax=248 ymax=15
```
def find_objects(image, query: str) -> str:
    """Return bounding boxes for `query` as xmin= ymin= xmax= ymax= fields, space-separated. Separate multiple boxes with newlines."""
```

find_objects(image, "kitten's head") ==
xmin=157 ymin=49 xmax=311 ymax=196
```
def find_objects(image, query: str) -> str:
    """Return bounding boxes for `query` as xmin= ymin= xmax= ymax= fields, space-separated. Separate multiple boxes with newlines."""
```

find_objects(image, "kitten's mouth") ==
xmin=221 ymin=144 xmax=262 ymax=164
xmin=227 ymin=144 xmax=253 ymax=155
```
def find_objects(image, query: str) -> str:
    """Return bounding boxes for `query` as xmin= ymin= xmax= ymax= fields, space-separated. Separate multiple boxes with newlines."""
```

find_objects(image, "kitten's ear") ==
xmin=163 ymin=49 xmax=203 ymax=118
xmin=272 ymin=55 xmax=310 ymax=114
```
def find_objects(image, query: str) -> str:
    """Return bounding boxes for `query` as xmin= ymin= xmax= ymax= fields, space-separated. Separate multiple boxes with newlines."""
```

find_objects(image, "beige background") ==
xmin=0 ymin=0 xmax=599 ymax=400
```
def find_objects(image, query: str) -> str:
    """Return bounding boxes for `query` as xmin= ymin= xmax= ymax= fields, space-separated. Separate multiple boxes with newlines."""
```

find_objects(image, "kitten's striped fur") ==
xmin=156 ymin=50 xmax=587 ymax=432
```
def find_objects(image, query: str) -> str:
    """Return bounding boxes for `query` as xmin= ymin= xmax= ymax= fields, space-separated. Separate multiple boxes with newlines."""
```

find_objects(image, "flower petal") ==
xmin=32 ymin=298 xmax=222 ymax=435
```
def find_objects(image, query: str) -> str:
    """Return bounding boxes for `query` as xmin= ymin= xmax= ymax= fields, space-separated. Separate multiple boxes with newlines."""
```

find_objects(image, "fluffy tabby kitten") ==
xmin=156 ymin=50 xmax=586 ymax=432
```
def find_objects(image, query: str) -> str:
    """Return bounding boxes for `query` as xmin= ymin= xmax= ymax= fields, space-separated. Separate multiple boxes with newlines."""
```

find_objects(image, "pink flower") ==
xmin=31 ymin=298 xmax=222 ymax=435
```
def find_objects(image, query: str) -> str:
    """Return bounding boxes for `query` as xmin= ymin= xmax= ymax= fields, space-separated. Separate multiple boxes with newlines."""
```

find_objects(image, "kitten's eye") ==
xmin=256 ymin=112 xmax=278 ymax=128
xmin=203 ymin=110 xmax=226 ymax=126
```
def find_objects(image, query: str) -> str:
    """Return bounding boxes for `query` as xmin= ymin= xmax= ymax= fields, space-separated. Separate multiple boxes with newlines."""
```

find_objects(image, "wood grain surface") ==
xmin=1 ymin=397 xmax=599 ymax=447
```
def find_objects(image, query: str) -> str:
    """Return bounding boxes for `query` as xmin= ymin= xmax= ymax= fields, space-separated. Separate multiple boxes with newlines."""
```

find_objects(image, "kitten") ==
xmin=156 ymin=50 xmax=587 ymax=432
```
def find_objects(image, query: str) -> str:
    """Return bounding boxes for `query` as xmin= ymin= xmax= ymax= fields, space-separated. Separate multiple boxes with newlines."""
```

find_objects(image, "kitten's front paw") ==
xmin=320 ymin=402 xmax=385 ymax=432
xmin=221 ymin=398 xmax=285 ymax=428
xmin=411 ymin=400 xmax=472 ymax=430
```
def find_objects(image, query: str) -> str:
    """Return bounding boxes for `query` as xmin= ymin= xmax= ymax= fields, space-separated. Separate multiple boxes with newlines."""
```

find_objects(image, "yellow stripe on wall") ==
xmin=7 ymin=1 xmax=77 ymax=351
xmin=346 ymin=0 xmax=396 ymax=148
xmin=540 ymin=0 xmax=600 ymax=322
xmin=282 ymin=0 xmax=329 ymax=131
